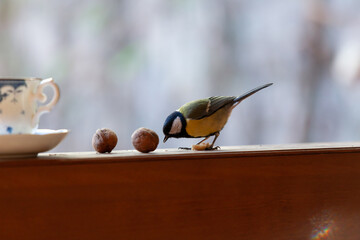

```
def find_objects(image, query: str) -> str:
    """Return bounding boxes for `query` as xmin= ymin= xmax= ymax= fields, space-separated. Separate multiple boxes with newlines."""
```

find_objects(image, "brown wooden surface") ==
xmin=1 ymin=143 xmax=360 ymax=239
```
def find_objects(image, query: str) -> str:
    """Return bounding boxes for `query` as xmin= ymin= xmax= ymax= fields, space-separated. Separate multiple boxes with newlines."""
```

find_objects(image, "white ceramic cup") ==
xmin=0 ymin=77 xmax=60 ymax=134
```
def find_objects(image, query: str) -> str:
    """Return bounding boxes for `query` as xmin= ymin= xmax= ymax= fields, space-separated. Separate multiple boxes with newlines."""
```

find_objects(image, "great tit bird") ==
xmin=163 ymin=83 xmax=273 ymax=150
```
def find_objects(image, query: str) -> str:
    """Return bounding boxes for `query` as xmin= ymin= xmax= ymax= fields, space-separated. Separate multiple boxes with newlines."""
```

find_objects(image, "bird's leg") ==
xmin=206 ymin=132 xmax=220 ymax=150
xmin=179 ymin=135 xmax=220 ymax=151
xmin=196 ymin=136 xmax=211 ymax=145
xmin=179 ymin=136 xmax=211 ymax=150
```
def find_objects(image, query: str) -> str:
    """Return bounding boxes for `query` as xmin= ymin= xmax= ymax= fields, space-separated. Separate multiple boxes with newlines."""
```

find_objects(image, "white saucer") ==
xmin=0 ymin=129 xmax=69 ymax=158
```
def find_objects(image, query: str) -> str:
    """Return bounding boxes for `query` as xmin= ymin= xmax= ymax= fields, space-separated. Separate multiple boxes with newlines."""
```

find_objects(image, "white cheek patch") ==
xmin=169 ymin=116 xmax=182 ymax=134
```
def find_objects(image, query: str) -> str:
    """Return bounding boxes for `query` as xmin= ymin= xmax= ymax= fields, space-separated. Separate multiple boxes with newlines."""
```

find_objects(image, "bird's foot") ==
xmin=205 ymin=146 xmax=220 ymax=151
xmin=191 ymin=143 xmax=220 ymax=151
xmin=178 ymin=147 xmax=192 ymax=150
xmin=178 ymin=144 xmax=220 ymax=151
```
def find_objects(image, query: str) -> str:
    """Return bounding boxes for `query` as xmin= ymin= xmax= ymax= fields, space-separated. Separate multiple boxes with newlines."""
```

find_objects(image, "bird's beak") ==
xmin=163 ymin=135 xmax=169 ymax=143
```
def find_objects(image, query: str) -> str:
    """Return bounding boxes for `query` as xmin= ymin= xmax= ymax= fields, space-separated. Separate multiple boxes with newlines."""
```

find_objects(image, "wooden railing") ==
xmin=1 ymin=143 xmax=360 ymax=240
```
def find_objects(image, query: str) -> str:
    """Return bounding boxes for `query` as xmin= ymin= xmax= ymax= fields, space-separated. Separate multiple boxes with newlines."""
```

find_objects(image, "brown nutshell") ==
xmin=131 ymin=127 xmax=159 ymax=153
xmin=92 ymin=128 xmax=118 ymax=153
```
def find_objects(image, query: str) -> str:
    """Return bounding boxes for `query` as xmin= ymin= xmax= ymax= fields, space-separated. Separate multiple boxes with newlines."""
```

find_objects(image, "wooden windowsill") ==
xmin=1 ymin=141 xmax=360 ymax=164
xmin=1 ymin=142 xmax=360 ymax=239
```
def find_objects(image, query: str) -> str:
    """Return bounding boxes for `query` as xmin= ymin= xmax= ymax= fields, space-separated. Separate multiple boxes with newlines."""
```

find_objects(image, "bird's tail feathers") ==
xmin=234 ymin=83 xmax=273 ymax=103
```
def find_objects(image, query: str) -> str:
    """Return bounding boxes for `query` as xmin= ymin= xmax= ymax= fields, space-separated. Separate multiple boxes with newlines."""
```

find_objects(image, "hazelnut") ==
xmin=92 ymin=128 xmax=118 ymax=153
xmin=131 ymin=127 xmax=159 ymax=153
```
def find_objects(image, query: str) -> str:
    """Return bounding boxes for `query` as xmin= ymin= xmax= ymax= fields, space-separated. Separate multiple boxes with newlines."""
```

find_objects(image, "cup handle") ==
xmin=32 ymin=78 xmax=60 ymax=126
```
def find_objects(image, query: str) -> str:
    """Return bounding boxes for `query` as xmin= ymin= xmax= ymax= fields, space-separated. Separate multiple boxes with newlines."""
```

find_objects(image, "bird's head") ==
xmin=163 ymin=111 xmax=188 ymax=143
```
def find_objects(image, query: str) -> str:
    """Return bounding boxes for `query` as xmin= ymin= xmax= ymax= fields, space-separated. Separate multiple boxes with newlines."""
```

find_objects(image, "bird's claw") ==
xmin=178 ymin=147 xmax=192 ymax=150
xmin=191 ymin=143 xmax=221 ymax=151
xmin=178 ymin=146 xmax=220 ymax=151
xmin=178 ymin=145 xmax=220 ymax=151
xmin=205 ymin=146 xmax=220 ymax=151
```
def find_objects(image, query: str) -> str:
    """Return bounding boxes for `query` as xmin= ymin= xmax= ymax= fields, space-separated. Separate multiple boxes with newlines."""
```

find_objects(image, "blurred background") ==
xmin=1 ymin=0 xmax=360 ymax=152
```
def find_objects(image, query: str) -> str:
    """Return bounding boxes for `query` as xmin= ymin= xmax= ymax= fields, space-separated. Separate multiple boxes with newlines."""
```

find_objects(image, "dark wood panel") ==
xmin=0 ymin=144 xmax=360 ymax=239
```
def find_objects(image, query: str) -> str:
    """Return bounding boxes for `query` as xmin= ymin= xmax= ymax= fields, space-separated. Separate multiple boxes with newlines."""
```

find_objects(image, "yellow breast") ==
xmin=185 ymin=107 xmax=232 ymax=137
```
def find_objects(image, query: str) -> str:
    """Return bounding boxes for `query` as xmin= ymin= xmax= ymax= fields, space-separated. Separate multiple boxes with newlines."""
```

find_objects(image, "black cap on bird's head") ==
xmin=163 ymin=111 xmax=188 ymax=143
